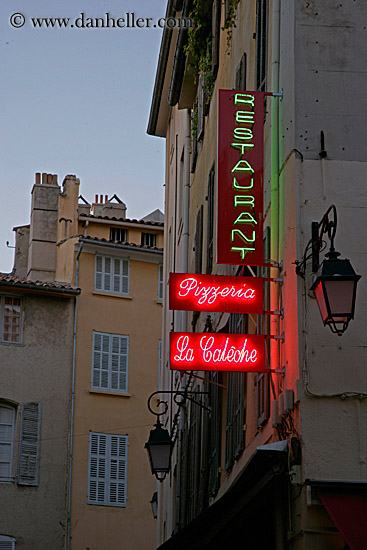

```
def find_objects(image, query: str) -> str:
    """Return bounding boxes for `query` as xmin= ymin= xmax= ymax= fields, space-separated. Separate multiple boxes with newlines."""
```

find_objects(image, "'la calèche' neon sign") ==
xmin=170 ymin=332 xmax=265 ymax=372
xmin=169 ymin=272 xmax=263 ymax=314
xmin=217 ymin=90 xmax=265 ymax=266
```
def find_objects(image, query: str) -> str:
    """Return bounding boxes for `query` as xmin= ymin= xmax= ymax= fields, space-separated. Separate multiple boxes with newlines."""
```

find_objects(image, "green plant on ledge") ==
xmin=222 ymin=0 xmax=240 ymax=52
xmin=190 ymin=102 xmax=198 ymax=142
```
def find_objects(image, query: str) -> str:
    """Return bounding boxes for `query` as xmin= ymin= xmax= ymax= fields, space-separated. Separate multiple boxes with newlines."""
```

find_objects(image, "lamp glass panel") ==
xmin=314 ymin=282 xmax=329 ymax=322
xmin=149 ymin=444 xmax=171 ymax=472
xmin=323 ymin=279 xmax=355 ymax=317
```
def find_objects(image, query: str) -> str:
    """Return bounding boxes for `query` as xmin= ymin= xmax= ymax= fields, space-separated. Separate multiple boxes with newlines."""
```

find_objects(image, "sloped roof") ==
xmin=0 ymin=273 xmax=80 ymax=296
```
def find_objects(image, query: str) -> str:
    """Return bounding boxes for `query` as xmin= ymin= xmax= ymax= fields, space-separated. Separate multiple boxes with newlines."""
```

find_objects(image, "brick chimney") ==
xmin=27 ymin=172 xmax=60 ymax=282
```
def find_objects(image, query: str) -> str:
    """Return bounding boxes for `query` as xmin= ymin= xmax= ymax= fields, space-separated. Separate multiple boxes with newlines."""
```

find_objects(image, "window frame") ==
xmin=95 ymin=255 xmax=129 ymax=295
xmin=88 ymin=432 xmax=128 ymax=507
xmin=0 ymin=295 xmax=23 ymax=345
xmin=110 ymin=227 xmax=127 ymax=243
xmin=0 ymin=535 xmax=16 ymax=549
xmin=91 ymin=331 xmax=129 ymax=393
xmin=141 ymin=232 xmax=157 ymax=247
xmin=0 ymin=403 xmax=16 ymax=483
xmin=158 ymin=264 xmax=164 ymax=301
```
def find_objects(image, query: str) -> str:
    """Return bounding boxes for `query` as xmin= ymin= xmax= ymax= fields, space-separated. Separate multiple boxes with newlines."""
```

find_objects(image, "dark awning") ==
xmin=308 ymin=479 xmax=367 ymax=550
xmin=158 ymin=441 xmax=288 ymax=550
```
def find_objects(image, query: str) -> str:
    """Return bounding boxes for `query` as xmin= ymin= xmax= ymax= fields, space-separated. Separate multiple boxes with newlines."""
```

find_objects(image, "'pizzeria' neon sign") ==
xmin=217 ymin=90 xmax=265 ymax=266
xmin=170 ymin=332 xmax=265 ymax=372
xmin=169 ymin=272 xmax=263 ymax=314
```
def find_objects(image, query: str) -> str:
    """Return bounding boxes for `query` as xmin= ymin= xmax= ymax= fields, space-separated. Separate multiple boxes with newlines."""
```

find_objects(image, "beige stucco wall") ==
xmin=70 ymin=245 xmax=162 ymax=549
xmin=0 ymin=293 xmax=75 ymax=549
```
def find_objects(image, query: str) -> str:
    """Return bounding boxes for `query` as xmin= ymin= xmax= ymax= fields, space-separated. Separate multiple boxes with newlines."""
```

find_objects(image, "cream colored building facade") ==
xmin=56 ymin=175 xmax=164 ymax=550
xmin=147 ymin=1 xmax=367 ymax=549
xmin=1 ymin=172 xmax=164 ymax=550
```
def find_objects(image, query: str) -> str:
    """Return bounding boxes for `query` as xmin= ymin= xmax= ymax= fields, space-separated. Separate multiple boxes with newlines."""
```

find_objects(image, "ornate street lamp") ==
xmin=296 ymin=205 xmax=361 ymax=336
xmin=145 ymin=390 xmax=209 ymax=481
xmin=145 ymin=418 xmax=174 ymax=482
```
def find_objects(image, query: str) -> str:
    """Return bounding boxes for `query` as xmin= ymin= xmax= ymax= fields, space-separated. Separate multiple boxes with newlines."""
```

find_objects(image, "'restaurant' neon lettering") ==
xmin=231 ymin=230 xmax=256 ymax=243
xmin=235 ymin=111 xmax=255 ymax=124
xmin=234 ymin=93 xmax=255 ymax=107
xmin=231 ymin=160 xmax=254 ymax=173
xmin=233 ymin=212 xmax=257 ymax=225
xmin=234 ymin=195 xmax=255 ymax=208
xmin=228 ymin=92 xmax=260 ymax=260
xmin=233 ymin=177 xmax=254 ymax=190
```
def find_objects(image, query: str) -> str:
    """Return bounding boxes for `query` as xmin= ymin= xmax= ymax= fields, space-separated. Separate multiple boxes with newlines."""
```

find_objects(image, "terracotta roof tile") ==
xmin=0 ymin=273 xmax=80 ymax=294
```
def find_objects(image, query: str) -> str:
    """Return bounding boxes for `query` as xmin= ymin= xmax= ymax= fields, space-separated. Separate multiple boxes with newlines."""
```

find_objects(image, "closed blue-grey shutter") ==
xmin=0 ymin=535 xmax=16 ymax=549
xmin=18 ymin=402 xmax=41 ymax=486
xmin=88 ymin=433 xmax=127 ymax=507
xmin=92 ymin=332 xmax=128 ymax=392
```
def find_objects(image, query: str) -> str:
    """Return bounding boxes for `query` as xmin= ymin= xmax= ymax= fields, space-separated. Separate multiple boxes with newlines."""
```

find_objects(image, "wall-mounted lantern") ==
xmin=144 ymin=390 xmax=209 ymax=481
xmin=296 ymin=205 xmax=361 ymax=336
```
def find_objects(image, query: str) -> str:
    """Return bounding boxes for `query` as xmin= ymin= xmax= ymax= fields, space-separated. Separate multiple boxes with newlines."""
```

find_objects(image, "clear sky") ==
xmin=0 ymin=0 xmax=167 ymax=273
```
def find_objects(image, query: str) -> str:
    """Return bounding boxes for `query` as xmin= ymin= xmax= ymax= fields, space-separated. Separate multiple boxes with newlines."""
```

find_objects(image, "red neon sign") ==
xmin=169 ymin=272 xmax=263 ymax=314
xmin=170 ymin=332 xmax=265 ymax=372
xmin=217 ymin=90 xmax=265 ymax=266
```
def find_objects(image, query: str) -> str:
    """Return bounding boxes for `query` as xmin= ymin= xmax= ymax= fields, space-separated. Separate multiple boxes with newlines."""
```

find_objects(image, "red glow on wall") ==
xmin=217 ymin=90 xmax=265 ymax=266
xmin=170 ymin=332 xmax=265 ymax=372
xmin=169 ymin=272 xmax=263 ymax=313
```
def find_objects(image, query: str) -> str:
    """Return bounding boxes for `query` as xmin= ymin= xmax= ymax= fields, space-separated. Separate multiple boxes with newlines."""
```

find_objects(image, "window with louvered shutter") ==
xmin=0 ymin=296 xmax=22 ymax=344
xmin=88 ymin=432 xmax=128 ymax=507
xmin=158 ymin=264 xmax=163 ymax=301
xmin=0 ymin=404 xmax=15 ymax=483
xmin=255 ymin=227 xmax=270 ymax=426
xmin=0 ymin=535 xmax=16 ymax=550
xmin=18 ymin=403 xmax=41 ymax=486
xmin=225 ymin=314 xmax=247 ymax=471
xmin=255 ymin=0 xmax=269 ymax=92
xmin=92 ymin=332 xmax=129 ymax=393
xmin=95 ymin=255 xmax=129 ymax=295
xmin=206 ymin=168 xmax=215 ymax=274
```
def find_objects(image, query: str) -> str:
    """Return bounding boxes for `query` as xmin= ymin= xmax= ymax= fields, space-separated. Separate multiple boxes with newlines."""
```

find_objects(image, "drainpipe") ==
xmin=270 ymin=0 xmax=281 ymax=375
xmin=67 ymin=240 xmax=83 ymax=550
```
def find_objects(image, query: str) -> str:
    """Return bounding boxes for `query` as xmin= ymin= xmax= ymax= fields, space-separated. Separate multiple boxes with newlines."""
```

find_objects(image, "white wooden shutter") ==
xmin=121 ymin=259 xmax=129 ymax=294
xmin=95 ymin=256 xmax=103 ymax=290
xmin=88 ymin=433 xmax=127 ymax=507
xmin=0 ymin=405 xmax=15 ymax=482
xmin=18 ymin=402 xmax=41 ymax=486
xmin=95 ymin=255 xmax=129 ymax=294
xmin=0 ymin=535 xmax=16 ymax=550
xmin=88 ymin=433 xmax=107 ymax=504
xmin=109 ymin=435 xmax=127 ymax=506
xmin=92 ymin=332 xmax=128 ymax=392
xmin=158 ymin=264 xmax=163 ymax=300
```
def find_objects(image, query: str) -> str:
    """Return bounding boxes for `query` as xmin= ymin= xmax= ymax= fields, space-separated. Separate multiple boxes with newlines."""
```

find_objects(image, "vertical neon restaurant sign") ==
xmin=217 ymin=90 xmax=265 ymax=265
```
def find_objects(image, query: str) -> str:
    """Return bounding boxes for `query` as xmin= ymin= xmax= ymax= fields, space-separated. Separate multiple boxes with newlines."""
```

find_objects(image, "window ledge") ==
xmin=92 ymin=291 xmax=133 ymax=300
xmin=155 ymin=299 xmax=163 ymax=305
xmin=89 ymin=389 xmax=131 ymax=398
xmin=0 ymin=341 xmax=24 ymax=347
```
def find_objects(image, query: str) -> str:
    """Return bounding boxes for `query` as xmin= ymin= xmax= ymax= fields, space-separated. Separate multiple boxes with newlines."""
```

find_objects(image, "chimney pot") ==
xmin=100 ymin=194 xmax=103 ymax=204
xmin=42 ymin=173 xmax=47 ymax=184
xmin=35 ymin=173 xmax=41 ymax=185
xmin=47 ymin=174 xmax=52 ymax=185
xmin=95 ymin=194 xmax=98 ymax=204
xmin=52 ymin=174 xmax=58 ymax=185
xmin=105 ymin=195 xmax=108 ymax=202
